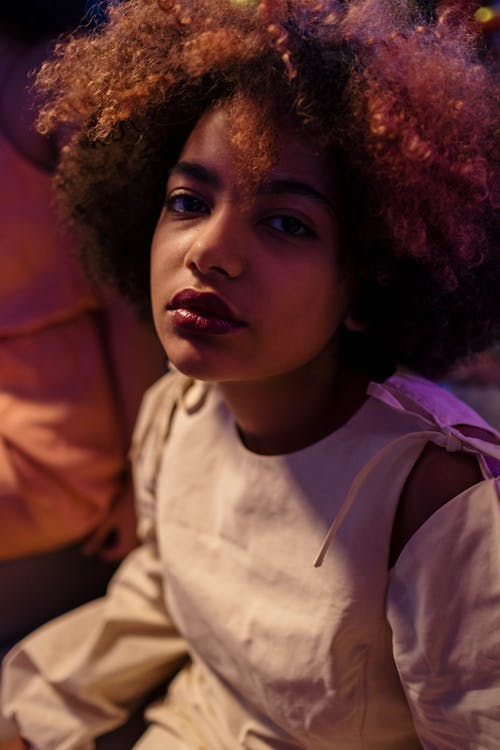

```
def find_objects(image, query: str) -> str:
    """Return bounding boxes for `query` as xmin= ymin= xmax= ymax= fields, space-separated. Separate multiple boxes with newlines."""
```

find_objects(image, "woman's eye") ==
xmin=266 ymin=215 xmax=312 ymax=237
xmin=165 ymin=193 xmax=208 ymax=215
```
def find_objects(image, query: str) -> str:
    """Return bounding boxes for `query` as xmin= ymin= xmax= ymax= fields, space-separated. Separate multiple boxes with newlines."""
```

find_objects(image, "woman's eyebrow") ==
xmin=258 ymin=178 xmax=336 ymax=215
xmin=168 ymin=161 xmax=221 ymax=188
xmin=168 ymin=163 xmax=336 ymax=215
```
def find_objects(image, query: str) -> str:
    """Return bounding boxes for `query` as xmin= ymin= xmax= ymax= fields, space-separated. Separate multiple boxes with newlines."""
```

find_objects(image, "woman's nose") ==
xmin=184 ymin=210 xmax=245 ymax=280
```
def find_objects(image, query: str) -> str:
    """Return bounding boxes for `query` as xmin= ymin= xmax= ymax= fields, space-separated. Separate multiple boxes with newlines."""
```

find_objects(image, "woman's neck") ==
xmin=218 ymin=359 xmax=370 ymax=456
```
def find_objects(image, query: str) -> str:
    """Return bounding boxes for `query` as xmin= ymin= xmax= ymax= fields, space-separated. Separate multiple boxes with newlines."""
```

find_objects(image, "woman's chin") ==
xmin=164 ymin=346 xmax=228 ymax=382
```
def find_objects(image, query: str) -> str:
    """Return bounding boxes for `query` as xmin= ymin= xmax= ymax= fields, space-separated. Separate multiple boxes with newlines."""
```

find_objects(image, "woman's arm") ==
xmin=387 ymin=461 xmax=500 ymax=748
xmin=1 ymin=535 xmax=188 ymax=749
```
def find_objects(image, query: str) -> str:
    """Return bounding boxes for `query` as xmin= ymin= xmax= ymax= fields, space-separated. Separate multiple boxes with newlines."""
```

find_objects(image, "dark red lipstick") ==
xmin=167 ymin=289 xmax=247 ymax=334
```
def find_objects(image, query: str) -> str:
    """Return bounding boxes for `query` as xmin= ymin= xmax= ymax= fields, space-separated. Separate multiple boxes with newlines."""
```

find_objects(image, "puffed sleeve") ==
xmin=386 ymin=477 xmax=500 ymax=749
xmin=0 ymin=372 xmax=188 ymax=750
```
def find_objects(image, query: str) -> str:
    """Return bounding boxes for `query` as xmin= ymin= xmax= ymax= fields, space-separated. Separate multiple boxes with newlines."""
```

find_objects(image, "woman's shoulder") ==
xmin=389 ymin=442 xmax=486 ymax=566
xmin=131 ymin=369 xmax=192 ymax=454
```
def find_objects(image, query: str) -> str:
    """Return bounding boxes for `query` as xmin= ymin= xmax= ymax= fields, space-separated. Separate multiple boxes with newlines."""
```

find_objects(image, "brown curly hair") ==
xmin=36 ymin=0 xmax=500 ymax=379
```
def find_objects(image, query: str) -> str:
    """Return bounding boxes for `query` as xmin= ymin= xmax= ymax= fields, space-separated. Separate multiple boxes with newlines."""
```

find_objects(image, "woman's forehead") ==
xmin=177 ymin=105 xmax=337 ymax=200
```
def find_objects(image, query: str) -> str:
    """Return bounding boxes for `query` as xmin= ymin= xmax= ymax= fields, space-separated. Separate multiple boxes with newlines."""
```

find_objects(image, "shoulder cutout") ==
xmin=389 ymin=442 xmax=483 ymax=568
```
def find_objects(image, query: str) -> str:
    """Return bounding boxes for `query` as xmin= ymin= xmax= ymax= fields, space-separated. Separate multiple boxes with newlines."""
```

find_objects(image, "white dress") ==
xmin=2 ymin=371 xmax=500 ymax=750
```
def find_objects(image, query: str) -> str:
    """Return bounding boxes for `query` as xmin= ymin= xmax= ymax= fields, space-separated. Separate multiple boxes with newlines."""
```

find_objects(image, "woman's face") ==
xmin=151 ymin=105 xmax=355 ymax=385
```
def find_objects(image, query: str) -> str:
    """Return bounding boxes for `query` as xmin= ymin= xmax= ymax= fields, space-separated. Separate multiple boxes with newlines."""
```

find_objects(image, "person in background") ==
xmin=0 ymin=0 xmax=164 ymax=674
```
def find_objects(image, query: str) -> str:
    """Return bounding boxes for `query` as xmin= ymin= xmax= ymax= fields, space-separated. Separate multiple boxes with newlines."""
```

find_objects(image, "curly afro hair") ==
xmin=35 ymin=0 xmax=500 ymax=379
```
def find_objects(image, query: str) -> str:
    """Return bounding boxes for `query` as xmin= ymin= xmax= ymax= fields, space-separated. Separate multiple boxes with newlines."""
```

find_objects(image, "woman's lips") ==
xmin=167 ymin=289 xmax=247 ymax=335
